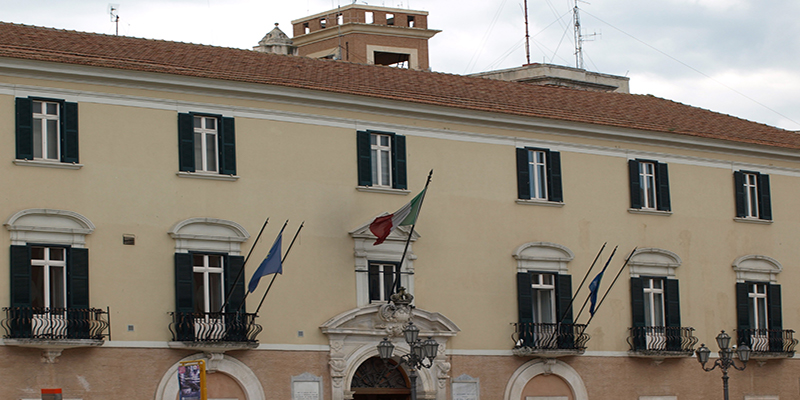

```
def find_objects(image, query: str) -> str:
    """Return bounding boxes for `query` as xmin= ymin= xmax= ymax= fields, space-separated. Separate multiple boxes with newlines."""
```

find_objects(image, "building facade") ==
xmin=0 ymin=21 xmax=799 ymax=400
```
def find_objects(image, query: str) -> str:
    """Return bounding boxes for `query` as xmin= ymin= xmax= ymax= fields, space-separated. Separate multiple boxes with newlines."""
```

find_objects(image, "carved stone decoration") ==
xmin=41 ymin=349 xmax=62 ymax=364
xmin=436 ymin=360 xmax=452 ymax=388
xmin=378 ymin=287 xmax=415 ymax=326
xmin=203 ymin=351 xmax=225 ymax=373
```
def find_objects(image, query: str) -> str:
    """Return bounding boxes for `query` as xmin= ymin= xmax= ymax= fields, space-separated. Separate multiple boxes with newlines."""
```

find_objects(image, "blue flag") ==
xmin=588 ymin=266 xmax=607 ymax=316
xmin=248 ymin=232 xmax=282 ymax=293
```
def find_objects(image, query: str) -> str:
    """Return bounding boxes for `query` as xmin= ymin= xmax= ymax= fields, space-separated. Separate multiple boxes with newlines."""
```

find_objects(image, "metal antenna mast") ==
xmin=524 ymin=0 xmax=531 ymax=65
xmin=108 ymin=4 xmax=120 ymax=36
xmin=573 ymin=0 xmax=584 ymax=69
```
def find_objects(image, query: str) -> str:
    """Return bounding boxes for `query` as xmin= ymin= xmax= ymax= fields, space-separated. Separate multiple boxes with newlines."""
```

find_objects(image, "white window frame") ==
xmin=748 ymin=282 xmax=768 ymax=330
xmin=32 ymin=100 xmax=60 ymax=161
xmin=530 ymin=273 xmax=556 ymax=324
xmin=528 ymin=150 xmax=548 ymax=200
xmin=744 ymin=172 xmax=760 ymax=218
xmin=368 ymin=262 xmax=397 ymax=303
xmin=639 ymin=162 xmax=657 ymax=209
xmin=30 ymin=246 xmax=67 ymax=310
xmin=193 ymin=116 xmax=219 ymax=173
xmin=350 ymin=222 xmax=417 ymax=307
xmin=642 ymin=278 xmax=665 ymax=327
xmin=370 ymin=133 xmax=393 ymax=187
xmin=192 ymin=254 xmax=225 ymax=315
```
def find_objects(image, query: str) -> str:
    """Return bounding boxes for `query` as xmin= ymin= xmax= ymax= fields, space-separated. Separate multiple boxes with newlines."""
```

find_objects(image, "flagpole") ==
xmin=218 ymin=217 xmax=269 ymax=313
xmin=393 ymin=170 xmax=433 ymax=294
xmin=574 ymin=246 xmax=617 ymax=322
xmin=582 ymin=247 xmax=637 ymax=328
xmin=558 ymin=242 xmax=606 ymax=324
xmin=254 ymin=221 xmax=305 ymax=314
xmin=236 ymin=220 xmax=288 ymax=312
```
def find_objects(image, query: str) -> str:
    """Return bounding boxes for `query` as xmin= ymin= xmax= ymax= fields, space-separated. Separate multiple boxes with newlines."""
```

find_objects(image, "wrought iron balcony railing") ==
xmin=737 ymin=328 xmax=798 ymax=357
xmin=169 ymin=311 xmax=262 ymax=343
xmin=627 ymin=326 xmax=698 ymax=356
xmin=512 ymin=322 xmax=590 ymax=356
xmin=1 ymin=307 xmax=110 ymax=341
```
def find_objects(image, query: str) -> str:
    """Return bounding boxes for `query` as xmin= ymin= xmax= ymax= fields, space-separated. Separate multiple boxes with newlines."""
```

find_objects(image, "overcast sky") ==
xmin=2 ymin=0 xmax=798 ymax=131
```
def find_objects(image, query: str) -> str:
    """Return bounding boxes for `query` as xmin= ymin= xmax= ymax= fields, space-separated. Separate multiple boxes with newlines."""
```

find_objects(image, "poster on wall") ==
xmin=178 ymin=364 xmax=202 ymax=400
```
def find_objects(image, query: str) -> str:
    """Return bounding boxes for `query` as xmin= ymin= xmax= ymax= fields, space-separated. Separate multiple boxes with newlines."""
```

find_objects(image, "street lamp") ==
xmin=378 ymin=321 xmax=439 ymax=400
xmin=696 ymin=330 xmax=751 ymax=400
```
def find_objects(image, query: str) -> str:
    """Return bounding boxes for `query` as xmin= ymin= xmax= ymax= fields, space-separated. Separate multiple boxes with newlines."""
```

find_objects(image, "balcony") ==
xmin=169 ymin=311 xmax=262 ymax=351
xmin=736 ymin=328 xmax=798 ymax=359
xmin=1 ymin=307 xmax=110 ymax=363
xmin=627 ymin=326 xmax=698 ymax=358
xmin=512 ymin=322 xmax=590 ymax=357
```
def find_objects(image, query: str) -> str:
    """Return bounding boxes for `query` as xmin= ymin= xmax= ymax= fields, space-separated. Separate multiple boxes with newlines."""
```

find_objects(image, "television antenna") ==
xmin=108 ymin=4 xmax=120 ymax=35
xmin=573 ymin=0 xmax=598 ymax=70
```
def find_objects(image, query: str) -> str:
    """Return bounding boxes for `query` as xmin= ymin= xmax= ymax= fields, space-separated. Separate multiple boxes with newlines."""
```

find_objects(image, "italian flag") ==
xmin=369 ymin=188 xmax=427 ymax=245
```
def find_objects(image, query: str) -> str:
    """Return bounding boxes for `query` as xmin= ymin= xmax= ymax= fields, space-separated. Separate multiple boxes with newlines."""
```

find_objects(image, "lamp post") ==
xmin=378 ymin=321 xmax=439 ymax=400
xmin=696 ymin=330 xmax=751 ymax=400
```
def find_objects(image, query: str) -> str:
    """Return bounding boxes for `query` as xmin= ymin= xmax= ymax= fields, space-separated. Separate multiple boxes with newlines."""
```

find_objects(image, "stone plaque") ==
xmin=292 ymin=372 xmax=323 ymax=400
xmin=452 ymin=374 xmax=479 ymax=400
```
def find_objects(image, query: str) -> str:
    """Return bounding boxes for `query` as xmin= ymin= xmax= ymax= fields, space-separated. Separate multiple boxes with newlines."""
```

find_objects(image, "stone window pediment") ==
xmin=168 ymin=217 xmax=249 ymax=254
xmin=628 ymin=248 xmax=681 ymax=278
xmin=5 ymin=208 xmax=94 ymax=247
xmin=732 ymin=255 xmax=781 ymax=283
xmin=513 ymin=242 xmax=574 ymax=274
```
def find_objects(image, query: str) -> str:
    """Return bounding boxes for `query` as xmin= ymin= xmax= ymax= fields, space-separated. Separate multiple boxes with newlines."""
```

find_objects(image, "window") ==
xmin=630 ymin=277 xmax=681 ymax=351
xmin=303 ymin=22 xmax=310 ymax=34
xmin=628 ymin=159 xmax=670 ymax=211
xmin=734 ymin=170 xmax=771 ymax=220
xmin=192 ymin=254 xmax=225 ymax=315
xmin=386 ymin=13 xmax=395 ymax=25
xmin=337 ymin=13 xmax=343 ymax=25
xmin=736 ymin=281 xmax=783 ymax=352
xmin=356 ymin=130 xmax=407 ymax=190
xmin=178 ymin=113 xmax=236 ymax=175
xmin=516 ymin=271 xmax=573 ymax=349
xmin=15 ymin=97 xmax=79 ymax=163
xmin=320 ymin=18 xmax=327 ymax=29
xmin=365 ymin=12 xmax=374 ymax=24
xmin=368 ymin=262 xmax=398 ymax=303
xmin=530 ymin=273 xmax=556 ymax=324
xmin=407 ymin=15 xmax=416 ymax=27
xmin=516 ymin=147 xmax=562 ymax=202
xmin=30 ymin=246 xmax=67 ymax=310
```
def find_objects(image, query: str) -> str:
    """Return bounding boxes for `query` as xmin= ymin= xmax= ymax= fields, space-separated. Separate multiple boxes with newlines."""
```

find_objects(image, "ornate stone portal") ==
xmin=320 ymin=299 xmax=459 ymax=400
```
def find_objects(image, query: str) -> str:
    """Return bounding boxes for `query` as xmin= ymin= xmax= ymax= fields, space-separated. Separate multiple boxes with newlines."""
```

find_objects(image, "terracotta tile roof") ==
xmin=1 ymin=22 xmax=798 ymax=150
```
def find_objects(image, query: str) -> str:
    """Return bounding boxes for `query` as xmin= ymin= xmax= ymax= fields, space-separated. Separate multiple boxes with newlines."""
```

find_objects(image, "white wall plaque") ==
xmin=292 ymin=372 xmax=323 ymax=400
xmin=452 ymin=374 xmax=479 ymax=400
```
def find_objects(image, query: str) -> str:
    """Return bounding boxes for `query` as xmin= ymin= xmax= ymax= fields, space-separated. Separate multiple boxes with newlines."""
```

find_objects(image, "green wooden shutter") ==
xmin=547 ymin=151 xmax=563 ymax=202
xmin=175 ymin=253 xmax=194 ymax=313
xmin=177 ymin=113 xmax=195 ymax=172
xmin=225 ymin=255 xmax=246 ymax=313
xmin=15 ymin=98 xmax=34 ymax=160
xmin=67 ymin=247 xmax=90 ymax=309
xmin=628 ymin=160 xmax=642 ymax=209
xmin=733 ymin=171 xmax=746 ymax=218
xmin=393 ymin=134 xmax=407 ymax=190
xmin=767 ymin=284 xmax=782 ymax=352
xmin=630 ymin=277 xmax=645 ymax=350
xmin=516 ymin=272 xmax=533 ymax=346
xmin=219 ymin=117 xmax=237 ymax=175
xmin=656 ymin=162 xmax=671 ymax=211
xmin=516 ymin=148 xmax=531 ymax=200
xmin=735 ymin=282 xmax=750 ymax=346
xmin=555 ymin=274 xmax=573 ymax=324
xmin=356 ymin=131 xmax=372 ymax=186
xmin=62 ymin=102 xmax=79 ymax=163
xmin=9 ymin=245 xmax=32 ymax=337
xmin=10 ymin=245 xmax=32 ymax=308
xmin=664 ymin=278 xmax=681 ymax=351
xmin=758 ymin=174 xmax=772 ymax=220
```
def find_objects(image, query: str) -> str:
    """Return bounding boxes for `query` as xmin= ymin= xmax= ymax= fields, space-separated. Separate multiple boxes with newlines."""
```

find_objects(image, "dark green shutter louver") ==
xmin=177 ymin=113 xmax=195 ymax=172
xmin=547 ymin=151 xmax=563 ymax=202
xmin=225 ymin=255 xmax=246 ymax=313
xmin=664 ymin=278 xmax=681 ymax=351
xmin=62 ymin=102 xmax=79 ymax=163
xmin=628 ymin=160 xmax=642 ymax=209
xmin=516 ymin=148 xmax=531 ymax=200
xmin=767 ymin=284 xmax=783 ymax=352
xmin=758 ymin=174 xmax=772 ymax=220
xmin=356 ymin=130 xmax=372 ymax=186
xmin=393 ymin=134 xmax=407 ymax=190
xmin=175 ymin=253 xmax=194 ymax=313
xmin=733 ymin=171 xmax=746 ymax=218
xmin=219 ymin=117 xmax=236 ymax=175
xmin=15 ymin=98 xmax=34 ymax=160
xmin=516 ymin=272 xmax=533 ymax=347
xmin=10 ymin=245 xmax=32 ymax=308
xmin=67 ymin=247 xmax=90 ymax=310
xmin=630 ymin=277 xmax=646 ymax=350
xmin=656 ymin=162 xmax=671 ymax=211
xmin=555 ymin=274 xmax=573 ymax=324
xmin=735 ymin=282 xmax=750 ymax=346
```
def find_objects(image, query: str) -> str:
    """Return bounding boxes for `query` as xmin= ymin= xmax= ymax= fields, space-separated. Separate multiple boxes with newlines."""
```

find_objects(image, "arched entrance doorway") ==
xmin=351 ymin=357 xmax=411 ymax=400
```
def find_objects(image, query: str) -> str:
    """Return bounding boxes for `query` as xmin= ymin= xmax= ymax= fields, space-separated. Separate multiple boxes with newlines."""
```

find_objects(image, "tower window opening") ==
xmin=386 ymin=13 xmax=394 ymax=25
xmin=365 ymin=11 xmax=374 ymax=24
xmin=407 ymin=15 xmax=415 ymax=27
